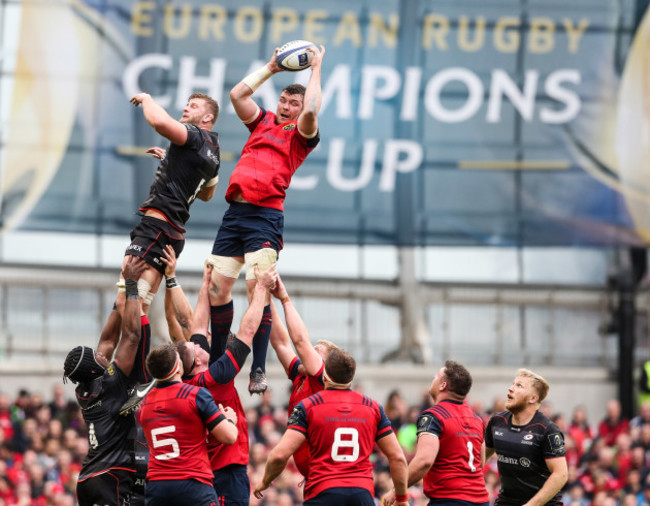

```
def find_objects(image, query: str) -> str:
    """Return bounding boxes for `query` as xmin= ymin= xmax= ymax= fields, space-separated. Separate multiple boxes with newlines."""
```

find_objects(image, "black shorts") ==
xmin=305 ymin=488 xmax=374 ymax=506
xmin=77 ymin=468 xmax=134 ymax=506
xmin=126 ymin=216 xmax=185 ymax=274
xmin=212 ymin=464 xmax=250 ymax=506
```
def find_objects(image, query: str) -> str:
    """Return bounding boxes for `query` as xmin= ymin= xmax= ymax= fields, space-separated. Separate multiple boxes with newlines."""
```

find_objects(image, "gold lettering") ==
xmin=563 ymin=18 xmax=589 ymax=53
xmin=494 ymin=16 xmax=520 ymax=53
xmin=234 ymin=7 xmax=263 ymax=43
xmin=199 ymin=5 xmax=226 ymax=41
xmin=422 ymin=14 xmax=449 ymax=50
xmin=131 ymin=2 xmax=155 ymax=37
xmin=164 ymin=4 xmax=192 ymax=39
xmin=368 ymin=13 xmax=398 ymax=48
xmin=458 ymin=15 xmax=485 ymax=52
xmin=333 ymin=12 xmax=362 ymax=47
xmin=304 ymin=10 xmax=328 ymax=44
xmin=529 ymin=17 xmax=555 ymax=53
xmin=271 ymin=8 xmax=299 ymax=44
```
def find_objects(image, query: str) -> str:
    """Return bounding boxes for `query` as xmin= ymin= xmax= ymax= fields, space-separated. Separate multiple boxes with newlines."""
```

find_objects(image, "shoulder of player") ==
xmin=529 ymin=411 xmax=562 ymax=434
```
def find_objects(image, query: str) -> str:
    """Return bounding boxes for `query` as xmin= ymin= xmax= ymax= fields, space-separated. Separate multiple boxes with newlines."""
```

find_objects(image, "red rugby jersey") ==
xmin=225 ymin=109 xmax=320 ymax=211
xmin=186 ymin=350 xmax=249 ymax=470
xmin=419 ymin=400 xmax=489 ymax=503
xmin=140 ymin=381 xmax=224 ymax=485
xmin=288 ymin=389 xmax=392 ymax=500
xmin=286 ymin=357 xmax=324 ymax=477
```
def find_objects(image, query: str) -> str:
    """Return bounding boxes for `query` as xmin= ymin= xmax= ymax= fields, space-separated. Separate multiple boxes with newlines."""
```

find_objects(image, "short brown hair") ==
xmin=517 ymin=368 xmax=550 ymax=403
xmin=281 ymin=84 xmax=306 ymax=97
xmin=443 ymin=360 xmax=473 ymax=398
xmin=325 ymin=348 xmax=356 ymax=384
xmin=189 ymin=92 xmax=219 ymax=126
xmin=175 ymin=341 xmax=194 ymax=376
xmin=146 ymin=344 xmax=178 ymax=381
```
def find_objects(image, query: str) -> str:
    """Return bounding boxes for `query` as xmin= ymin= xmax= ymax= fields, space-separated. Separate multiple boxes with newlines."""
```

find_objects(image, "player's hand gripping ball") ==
xmin=275 ymin=40 xmax=315 ymax=71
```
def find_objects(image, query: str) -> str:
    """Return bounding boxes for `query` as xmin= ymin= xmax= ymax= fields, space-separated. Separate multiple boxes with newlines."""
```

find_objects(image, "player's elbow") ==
xmin=215 ymin=421 xmax=238 ymax=445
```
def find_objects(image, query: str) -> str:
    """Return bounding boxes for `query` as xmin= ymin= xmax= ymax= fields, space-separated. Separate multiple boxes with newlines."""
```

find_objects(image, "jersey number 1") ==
xmin=152 ymin=425 xmax=180 ymax=460
xmin=466 ymin=441 xmax=477 ymax=472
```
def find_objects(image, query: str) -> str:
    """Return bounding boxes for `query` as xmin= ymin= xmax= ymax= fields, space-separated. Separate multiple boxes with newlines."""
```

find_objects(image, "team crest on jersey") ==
xmin=283 ymin=123 xmax=296 ymax=131
xmin=523 ymin=434 xmax=534 ymax=440
xmin=107 ymin=364 xmax=115 ymax=376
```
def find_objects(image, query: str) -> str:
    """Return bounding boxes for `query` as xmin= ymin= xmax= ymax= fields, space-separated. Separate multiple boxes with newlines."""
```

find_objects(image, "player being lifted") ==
xmin=207 ymin=43 xmax=325 ymax=394
xmin=121 ymin=92 xmax=221 ymax=314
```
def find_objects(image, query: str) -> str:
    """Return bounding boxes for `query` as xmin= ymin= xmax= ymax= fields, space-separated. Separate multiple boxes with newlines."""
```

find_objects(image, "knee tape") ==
xmin=208 ymin=254 xmax=244 ymax=279
xmin=143 ymin=291 xmax=155 ymax=306
xmin=137 ymin=279 xmax=152 ymax=300
xmin=244 ymin=248 xmax=277 ymax=280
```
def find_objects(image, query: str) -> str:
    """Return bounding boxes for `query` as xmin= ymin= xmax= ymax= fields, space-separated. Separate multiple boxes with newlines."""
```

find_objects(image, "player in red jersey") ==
xmin=175 ymin=262 xmax=278 ymax=506
xmin=268 ymin=273 xmax=338 ymax=477
xmin=382 ymin=360 xmax=489 ymax=506
xmin=253 ymin=349 xmax=409 ymax=506
xmin=207 ymin=44 xmax=325 ymax=395
xmin=140 ymin=343 xmax=238 ymax=506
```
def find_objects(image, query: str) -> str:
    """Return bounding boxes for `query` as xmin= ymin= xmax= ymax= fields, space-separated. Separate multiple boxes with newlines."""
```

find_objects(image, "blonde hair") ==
xmin=516 ymin=368 xmax=550 ymax=403
xmin=316 ymin=339 xmax=339 ymax=353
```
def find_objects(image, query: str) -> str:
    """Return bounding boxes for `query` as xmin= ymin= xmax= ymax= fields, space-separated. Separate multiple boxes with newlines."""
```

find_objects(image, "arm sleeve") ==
xmin=288 ymin=357 xmax=301 ymax=381
xmin=543 ymin=426 xmax=567 ymax=458
xmin=225 ymin=336 xmax=250 ymax=370
xmin=207 ymin=352 xmax=242 ymax=385
xmin=183 ymin=124 xmax=204 ymax=149
xmin=195 ymin=387 xmax=226 ymax=431
xmin=376 ymin=404 xmax=393 ymax=441
xmin=416 ymin=410 xmax=443 ymax=437
xmin=287 ymin=403 xmax=308 ymax=435
xmin=245 ymin=108 xmax=266 ymax=133
xmin=485 ymin=417 xmax=494 ymax=448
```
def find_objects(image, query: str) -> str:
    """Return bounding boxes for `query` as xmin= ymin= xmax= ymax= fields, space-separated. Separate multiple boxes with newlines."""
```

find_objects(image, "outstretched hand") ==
xmin=270 ymin=274 xmax=288 ymax=301
xmin=253 ymin=481 xmax=269 ymax=500
xmin=267 ymin=48 xmax=282 ymax=73
xmin=122 ymin=255 xmax=148 ymax=281
xmin=307 ymin=45 xmax=325 ymax=70
xmin=160 ymin=245 xmax=177 ymax=279
xmin=255 ymin=263 xmax=278 ymax=290
xmin=146 ymin=146 xmax=166 ymax=160
xmin=130 ymin=92 xmax=151 ymax=107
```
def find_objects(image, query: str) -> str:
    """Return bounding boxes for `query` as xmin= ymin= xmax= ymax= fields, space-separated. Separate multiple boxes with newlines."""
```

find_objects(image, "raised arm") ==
xmin=271 ymin=275 xmax=322 ymax=376
xmin=130 ymin=93 xmax=188 ymax=145
xmin=297 ymin=45 xmax=324 ymax=138
xmin=230 ymin=50 xmax=283 ymax=123
xmin=269 ymin=301 xmax=297 ymax=372
xmin=253 ymin=429 xmax=305 ymax=499
xmin=236 ymin=264 xmax=278 ymax=347
xmin=114 ymin=256 xmax=148 ymax=376
xmin=96 ymin=308 xmax=122 ymax=361
xmin=161 ymin=245 xmax=193 ymax=343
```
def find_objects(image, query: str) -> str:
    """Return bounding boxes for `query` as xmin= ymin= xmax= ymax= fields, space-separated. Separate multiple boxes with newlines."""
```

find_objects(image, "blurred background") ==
xmin=2 ymin=0 xmax=650 ymax=504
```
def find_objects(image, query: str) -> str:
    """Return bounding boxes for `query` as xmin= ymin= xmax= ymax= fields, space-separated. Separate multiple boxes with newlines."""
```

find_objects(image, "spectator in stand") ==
xmin=384 ymin=390 xmax=409 ymax=431
xmin=568 ymin=405 xmax=594 ymax=457
xmin=598 ymin=399 xmax=629 ymax=446
xmin=615 ymin=432 xmax=634 ymax=481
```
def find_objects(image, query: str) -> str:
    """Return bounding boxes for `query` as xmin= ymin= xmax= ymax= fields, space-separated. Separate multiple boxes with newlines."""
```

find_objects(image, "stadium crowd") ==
xmin=0 ymin=381 xmax=649 ymax=506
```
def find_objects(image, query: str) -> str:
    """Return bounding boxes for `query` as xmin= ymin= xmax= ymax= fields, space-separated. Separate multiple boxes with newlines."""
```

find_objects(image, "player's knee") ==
xmin=208 ymin=254 xmax=244 ymax=280
xmin=244 ymin=248 xmax=277 ymax=281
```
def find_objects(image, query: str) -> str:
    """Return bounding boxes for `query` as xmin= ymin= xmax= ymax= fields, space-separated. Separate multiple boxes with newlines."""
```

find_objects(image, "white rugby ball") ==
xmin=276 ymin=40 xmax=314 ymax=72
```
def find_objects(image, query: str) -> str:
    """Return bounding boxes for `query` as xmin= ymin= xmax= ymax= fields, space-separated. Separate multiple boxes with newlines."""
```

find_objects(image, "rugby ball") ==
xmin=276 ymin=40 xmax=314 ymax=72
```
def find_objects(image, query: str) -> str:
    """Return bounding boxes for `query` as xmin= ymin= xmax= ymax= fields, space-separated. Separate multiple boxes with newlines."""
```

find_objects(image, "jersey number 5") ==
xmin=331 ymin=427 xmax=360 ymax=462
xmin=152 ymin=425 xmax=180 ymax=460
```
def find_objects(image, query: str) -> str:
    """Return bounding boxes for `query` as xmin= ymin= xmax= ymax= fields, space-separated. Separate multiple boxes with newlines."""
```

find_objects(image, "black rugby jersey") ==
xmin=485 ymin=410 xmax=566 ymax=505
xmin=140 ymin=124 xmax=220 ymax=231
xmin=76 ymin=363 xmax=137 ymax=480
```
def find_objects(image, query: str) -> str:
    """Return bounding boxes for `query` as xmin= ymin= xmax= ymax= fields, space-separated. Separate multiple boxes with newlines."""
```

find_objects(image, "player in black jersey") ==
xmin=122 ymin=91 xmax=221 ymax=314
xmin=63 ymin=255 xmax=147 ymax=506
xmin=485 ymin=369 xmax=568 ymax=506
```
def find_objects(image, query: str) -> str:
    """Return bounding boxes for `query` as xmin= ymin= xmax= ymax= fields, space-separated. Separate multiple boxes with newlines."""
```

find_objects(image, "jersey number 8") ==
xmin=331 ymin=427 xmax=360 ymax=462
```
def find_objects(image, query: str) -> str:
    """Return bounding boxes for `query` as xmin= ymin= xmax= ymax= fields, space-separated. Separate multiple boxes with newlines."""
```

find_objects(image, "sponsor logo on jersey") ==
xmin=127 ymin=244 xmax=143 ymax=252
xmin=520 ymin=457 xmax=531 ymax=467
xmin=206 ymin=149 xmax=220 ymax=165
xmin=283 ymin=123 xmax=296 ymax=131
xmin=497 ymin=454 xmax=519 ymax=465
xmin=495 ymin=430 xmax=504 ymax=436
xmin=107 ymin=365 xmax=116 ymax=376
